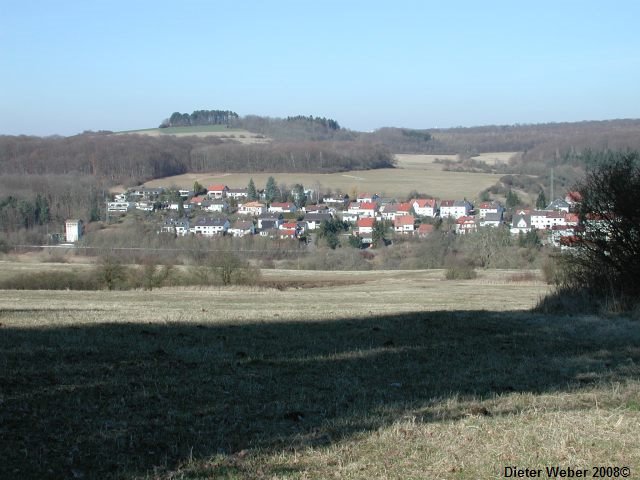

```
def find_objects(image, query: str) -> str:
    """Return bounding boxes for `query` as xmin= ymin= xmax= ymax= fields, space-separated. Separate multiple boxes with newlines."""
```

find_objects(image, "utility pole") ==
xmin=550 ymin=168 xmax=554 ymax=202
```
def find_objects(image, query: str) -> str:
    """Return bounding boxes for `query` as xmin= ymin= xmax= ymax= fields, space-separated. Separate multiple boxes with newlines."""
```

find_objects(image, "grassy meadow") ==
xmin=143 ymin=154 xmax=506 ymax=200
xmin=2 ymin=267 xmax=639 ymax=479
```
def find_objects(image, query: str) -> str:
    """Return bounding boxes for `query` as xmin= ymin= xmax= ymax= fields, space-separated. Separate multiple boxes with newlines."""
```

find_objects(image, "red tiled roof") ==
xmin=440 ymin=200 xmax=455 ymax=207
xmin=412 ymin=198 xmax=436 ymax=208
xmin=394 ymin=215 xmax=415 ymax=226
xmin=360 ymin=202 xmax=377 ymax=210
xmin=456 ymin=215 xmax=476 ymax=224
xmin=207 ymin=184 xmax=228 ymax=191
xmin=357 ymin=217 xmax=375 ymax=228
xmin=417 ymin=224 xmax=435 ymax=234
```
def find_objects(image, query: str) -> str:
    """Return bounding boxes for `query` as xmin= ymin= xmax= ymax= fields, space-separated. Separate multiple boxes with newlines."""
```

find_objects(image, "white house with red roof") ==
xmin=238 ymin=201 xmax=267 ymax=216
xmin=394 ymin=215 xmax=415 ymax=234
xmin=356 ymin=193 xmax=379 ymax=203
xmin=417 ymin=223 xmax=435 ymax=237
xmin=411 ymin=198 xmax=437 ymax=217
xmin=358 ymin=202 xmax=378 ymax=218
xmin=356 ymin=217 xmax=375 ymax=236
xmin=207 ymin=184 xmax=229 ymax=199
xmin=381 ymin=202 xmax=412 ymax=220
xmin=455 ymin=216 xmax=477 ymax=235
xmin=477 ymin=201 xmax=504 ymax=219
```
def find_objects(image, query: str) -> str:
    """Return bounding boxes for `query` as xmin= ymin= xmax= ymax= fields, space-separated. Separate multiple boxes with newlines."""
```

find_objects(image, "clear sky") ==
xmin=1 ymin=0 xmax=639 ymax=136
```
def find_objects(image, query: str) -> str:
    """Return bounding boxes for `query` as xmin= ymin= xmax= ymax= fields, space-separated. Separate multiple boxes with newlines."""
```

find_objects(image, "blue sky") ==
xmin=1 ymin=0 xmax=639 ymax=136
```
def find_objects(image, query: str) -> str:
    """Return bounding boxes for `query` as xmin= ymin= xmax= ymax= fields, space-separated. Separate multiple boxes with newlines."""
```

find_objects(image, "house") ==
xmin=477 ymin=201 xmax=504 ymax=219
xmin=550 ymin=225 xmax=577 ymax=249
xmin=440 ymin=200 xmax=473 ymax=219
xmin=356 ymin=193 xmax=379 ymax=203
xmin=394 ymin=215 xmax=415 ymax=234
xmin=257 ymin=213 xmax=283 ymax=230
xmin=207 ymin=184 xmax=229 ymax=199
xmin=510 ymin=210 xmax=532 ymax=235
xmin=178 ymin=189 xmax=193 ymax=198
xmin=107 ymin=201 xmax=133 ymax=213
xmin=546 ymin=198 xmax=571 ymax=213
xmin=347 ymin=201 xmax=361 ymax=214
xmin=268 ymin=202 xmax=297 ymax=214
xmin=190 ymin=218 xmax=230 ymax=236
xmin=564 ymin=213 xmax=579 ymax=226
xmin=304 ymin=213 xmax=333 ymax=230
xmin=565 ymin=191 xmax=582 ymax=209
xmin=201 ymin=199 xmax=229 ymax=213
xmin=340 ymin=211 xmax=359 ymax=223
xmin=323 ymin=194 xmax=349 ymax=208
xmin=238 ymin=201 xmax=267 ymax=216
xmin=113 ymin=193 xmax=127 ymax=202
xmin=479 ymin=211 xmax=503 ymax=228
xmin=189 ymin=195 xmax=208 ymax=207
xmin=356 ymin=217 xmax=375 ymax=236
xmin=279 ymin=228 xmax=298 ymax=239
xmin=411 ymin=198 xmax=437 ymax=217
xmin=259 ymin=227 xmax=279 ymax=238
xmin=160 ymin=218 xmax=190 ymax=236
xmin=228 ymin=220 xmax=255 ymax=237
xmin=531 ymin=210 xmax=566 ymax=230
xmin=303 ymin=204 xmax=329 ymax=214
xmin=136 ymin=201 xmax=154 ymax=211
xmin=65 ymin=219 xmax=83 ymax=243
xmin=358 ymin=202 xmax=378 ymax=218
xmin=381 ymin=202 xmax=412 ymax=221
xmin=417 ymin=223 xmax=435 ymax=237
xmin=226 ymin=188 xmax=248 ymax=199
xmin=167 ymin=201 xmax=192 ymax=212
xmin=130 ymin=187 xmax=164 ymax=199
xmin=455 ymin=216 xmax=477 ymax=235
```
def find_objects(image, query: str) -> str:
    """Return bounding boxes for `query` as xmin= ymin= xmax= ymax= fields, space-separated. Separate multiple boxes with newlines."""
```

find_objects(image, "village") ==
xmin=80 ymin=181 xmax=585 ymax=251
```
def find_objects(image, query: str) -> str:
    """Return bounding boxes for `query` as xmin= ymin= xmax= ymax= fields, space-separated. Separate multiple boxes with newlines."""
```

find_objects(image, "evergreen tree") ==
xmin=247 ymin=178 xmax=258 ymax=201
xmin=292 ymin=184 xmax=306 ymax=208
xmin=536 ymin=190 xmax=547 ymax=209
xmin=265 ymin=176 xmax=278 ymax=203
xmin=506 ymin=189 xmax=521 ymax=209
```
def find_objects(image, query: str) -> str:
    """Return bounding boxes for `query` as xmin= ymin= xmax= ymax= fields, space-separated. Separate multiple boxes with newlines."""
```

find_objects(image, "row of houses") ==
xmin=160 ymin=211 xmax=335 ymax=239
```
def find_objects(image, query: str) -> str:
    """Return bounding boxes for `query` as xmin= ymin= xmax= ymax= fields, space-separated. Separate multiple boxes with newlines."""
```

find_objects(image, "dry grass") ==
xmin=143 ymin=154 xmax=504 ymax=200
xmin=117 ymin=126 xmax=271 ymax=144
xmin=1 ymin=273 xmax=638 ymax=479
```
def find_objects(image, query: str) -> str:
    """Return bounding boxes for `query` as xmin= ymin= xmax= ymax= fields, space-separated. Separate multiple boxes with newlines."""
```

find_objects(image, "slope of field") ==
xmin=118 ymin=125 xmax=271 ymax=144
xmin=144 ymin=153 xmax=505 ymax=200
xmin=2 ymin=271 xmax=639 ymax=479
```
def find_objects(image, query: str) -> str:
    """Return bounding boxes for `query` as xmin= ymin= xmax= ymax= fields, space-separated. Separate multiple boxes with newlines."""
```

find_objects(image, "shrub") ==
xmin=444 ymin=264 xmax=477 ymax=280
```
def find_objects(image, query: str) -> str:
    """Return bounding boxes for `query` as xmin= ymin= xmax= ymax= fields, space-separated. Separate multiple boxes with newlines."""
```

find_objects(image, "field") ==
xmin=2 ymin=267 xmax=639 ymax=479
xmin=144 ymin=154 xmax=506 ymax=200
xmin=117 ymin=125 xmax=271 ymax=144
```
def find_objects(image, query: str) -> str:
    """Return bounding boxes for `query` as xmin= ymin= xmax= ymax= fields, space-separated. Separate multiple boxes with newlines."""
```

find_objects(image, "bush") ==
xmin=444 ymin=264 xmax=477 ymax=280
xmin=0 ymin=270 xmax=101 ymax=290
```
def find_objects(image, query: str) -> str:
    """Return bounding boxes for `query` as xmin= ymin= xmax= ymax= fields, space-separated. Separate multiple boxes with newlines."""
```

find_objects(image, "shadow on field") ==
xmin=1 ymin=310 xmax=639 ymax=479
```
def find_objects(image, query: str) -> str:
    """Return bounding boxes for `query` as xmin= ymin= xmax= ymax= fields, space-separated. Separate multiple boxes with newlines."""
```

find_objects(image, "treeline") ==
xmin=0 ymin=135 xmax=394 ymax=185
xmin=160 ymin=109 xmax=239 ymax=128
xmin=234 ymin=115 xmax=357 ymax=142
xmin=362 ymin=119 xmax=640 ymax=158
xmin=0 ymin=174 xmax=109 ymax=234
xmin=190 ymin=141 xmax=395 ymax=173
